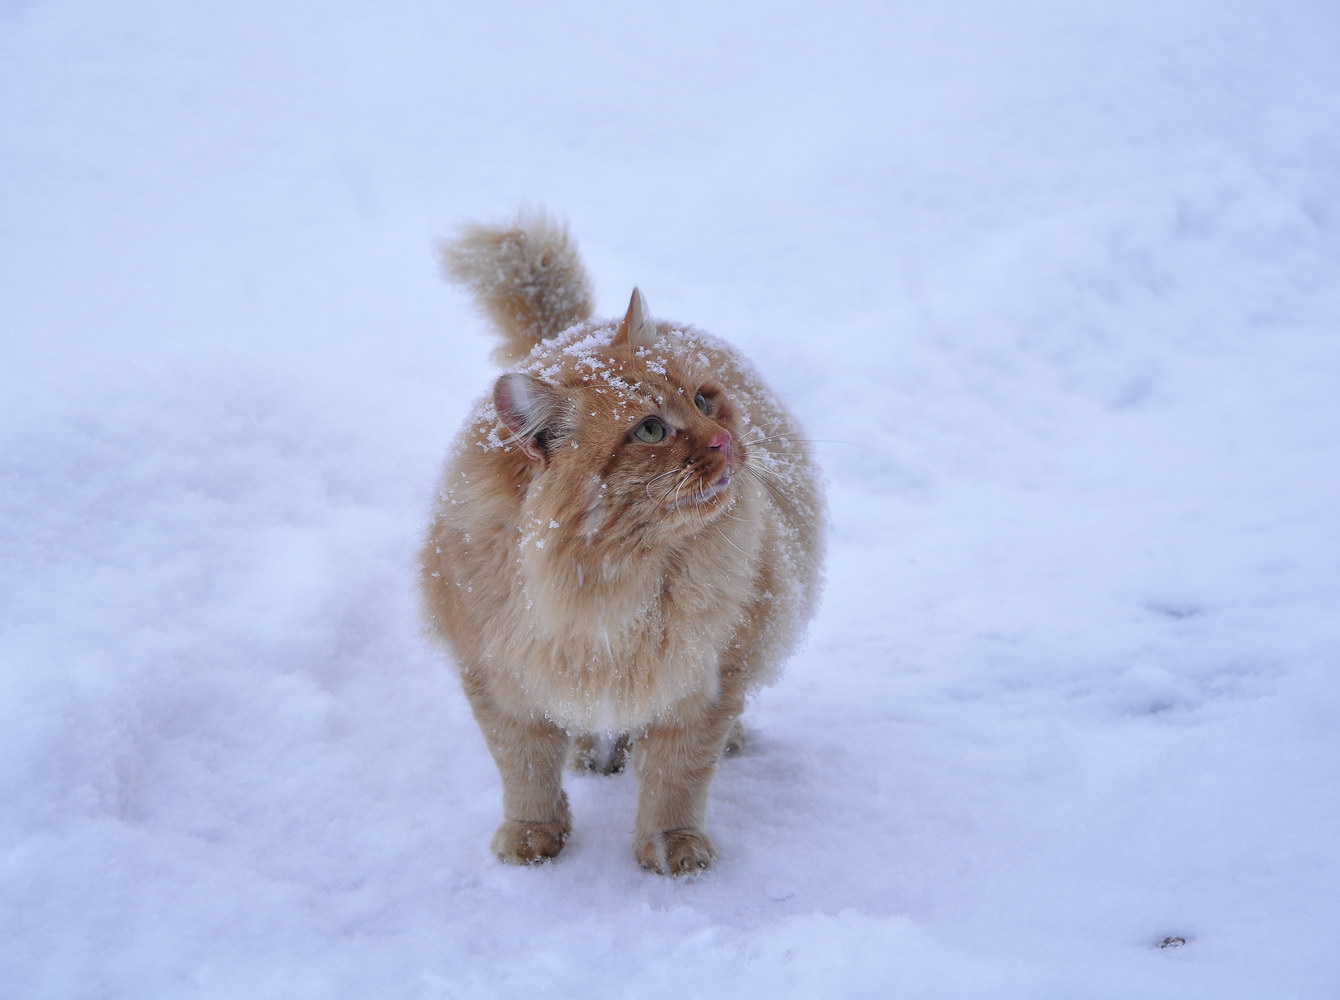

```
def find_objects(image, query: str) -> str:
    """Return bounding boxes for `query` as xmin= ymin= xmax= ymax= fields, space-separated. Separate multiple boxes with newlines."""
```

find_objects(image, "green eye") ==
xmin=694 ymin=391 xmax=710 ymax=414
xmin=633 ymin=417 xmax=668 ymax=443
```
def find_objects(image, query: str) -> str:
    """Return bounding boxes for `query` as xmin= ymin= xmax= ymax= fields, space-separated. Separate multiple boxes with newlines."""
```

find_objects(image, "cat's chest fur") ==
xmin=440 ymin=462 xmax=765 ymax=730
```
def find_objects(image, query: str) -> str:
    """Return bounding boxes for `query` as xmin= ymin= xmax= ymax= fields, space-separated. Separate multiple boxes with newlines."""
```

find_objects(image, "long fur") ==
xmin=421 ymin=211 xmax=824 ymax=875
xmin=440 ymin=209 xmax=595 ymax=366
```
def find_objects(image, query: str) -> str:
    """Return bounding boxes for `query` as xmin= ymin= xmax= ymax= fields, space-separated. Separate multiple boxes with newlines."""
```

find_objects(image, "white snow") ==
xmin=3 ymin=1 xmax=1339 ymax=997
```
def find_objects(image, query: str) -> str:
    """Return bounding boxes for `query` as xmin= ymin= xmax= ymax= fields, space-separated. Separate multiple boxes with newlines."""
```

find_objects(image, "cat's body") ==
xmin=420 ymin=213 xmax=823 ymax=875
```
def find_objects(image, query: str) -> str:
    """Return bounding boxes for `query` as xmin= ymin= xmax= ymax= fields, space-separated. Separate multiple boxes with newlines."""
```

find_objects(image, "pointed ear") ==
xmin=493 ymin=373 xmax=563 ymax=461
xmin=612 ymin=287 xmax=657 ymax=349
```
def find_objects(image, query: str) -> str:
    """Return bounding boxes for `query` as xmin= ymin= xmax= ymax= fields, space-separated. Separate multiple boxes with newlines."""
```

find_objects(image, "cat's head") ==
xmin=490 ymin=290 xmax=751 ymax=550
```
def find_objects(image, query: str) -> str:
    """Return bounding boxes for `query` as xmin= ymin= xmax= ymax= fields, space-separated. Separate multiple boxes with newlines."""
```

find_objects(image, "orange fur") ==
xmin=440 ymin=209 xmax=594 ymax=366
xmin=421 ymin=213 xmax=824 ymax=875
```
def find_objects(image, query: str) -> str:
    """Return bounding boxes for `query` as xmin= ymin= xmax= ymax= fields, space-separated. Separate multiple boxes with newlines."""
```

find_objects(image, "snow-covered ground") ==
xmin=3 ymin=1 xmax=1339 ymax=996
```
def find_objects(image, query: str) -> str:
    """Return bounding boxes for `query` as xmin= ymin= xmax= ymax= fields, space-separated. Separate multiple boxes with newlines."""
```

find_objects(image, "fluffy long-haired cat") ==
xmin=420 ymin=211 xmax=824 ymax=875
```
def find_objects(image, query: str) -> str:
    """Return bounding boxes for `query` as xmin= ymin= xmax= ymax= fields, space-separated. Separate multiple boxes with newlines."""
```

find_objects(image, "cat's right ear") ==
xmin=493 ymin=373 xmax=563 ymax=461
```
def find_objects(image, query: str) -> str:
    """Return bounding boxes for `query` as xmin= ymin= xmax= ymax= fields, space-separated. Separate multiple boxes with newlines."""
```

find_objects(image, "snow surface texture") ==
xmin=3 ymin=1 xmax=1339 ymax=997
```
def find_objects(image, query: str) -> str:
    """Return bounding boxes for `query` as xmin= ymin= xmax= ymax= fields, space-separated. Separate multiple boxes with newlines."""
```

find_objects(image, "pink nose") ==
xmin=708 ymin=431 xmax=732 ymax=461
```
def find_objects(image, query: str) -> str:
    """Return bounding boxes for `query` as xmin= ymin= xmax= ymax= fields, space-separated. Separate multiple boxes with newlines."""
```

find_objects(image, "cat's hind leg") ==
xmin=569 ymin=730 xmax=632 ymax=775
xmin=722 ymin=717 xmax=746 ymax=756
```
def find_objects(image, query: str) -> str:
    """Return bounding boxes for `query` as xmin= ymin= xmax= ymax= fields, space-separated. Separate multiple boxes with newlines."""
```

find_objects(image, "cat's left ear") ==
xmin=612 ymin=287 xmax=657 ymax=349
xmin=493 ymin=373 xmax=564 ymax=461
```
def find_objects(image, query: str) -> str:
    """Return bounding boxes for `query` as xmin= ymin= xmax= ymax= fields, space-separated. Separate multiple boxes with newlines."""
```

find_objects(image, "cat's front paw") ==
xmin=635 ymin=827 xmax=718 ymax=876
xmin=491 ymin=819 xmax=570 ymax=866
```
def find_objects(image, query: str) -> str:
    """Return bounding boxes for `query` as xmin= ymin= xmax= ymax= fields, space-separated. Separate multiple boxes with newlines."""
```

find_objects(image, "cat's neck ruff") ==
xmin=515 ymin=479 xmax=762 ymax=645
xmin=483 ymin=479 xmax=763 ymax=730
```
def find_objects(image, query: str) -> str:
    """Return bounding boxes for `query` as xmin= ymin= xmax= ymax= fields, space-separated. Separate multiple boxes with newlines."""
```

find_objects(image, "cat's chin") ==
xmin=665 ymin=468 xmax=733 ymax=513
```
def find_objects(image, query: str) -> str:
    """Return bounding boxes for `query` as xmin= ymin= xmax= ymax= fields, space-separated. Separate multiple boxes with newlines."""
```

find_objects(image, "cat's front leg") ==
xmin=632 ymin=695 xmax=742 ymax=876
xmin=486 ymin=716 xmax=572 ymax=865
xmin=461 ymin=673 xmax=572 ymax=865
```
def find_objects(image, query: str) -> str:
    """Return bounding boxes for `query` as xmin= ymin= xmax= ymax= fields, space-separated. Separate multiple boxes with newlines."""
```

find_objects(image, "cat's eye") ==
xmin=632 ymin=417 xmax=668 ymax=443
xmin=694 ymin=391 xmax=711 ymax=415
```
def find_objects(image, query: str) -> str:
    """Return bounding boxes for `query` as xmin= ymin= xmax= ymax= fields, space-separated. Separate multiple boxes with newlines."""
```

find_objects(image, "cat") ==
xmin=419 ymin=211 xmax=824 ymax=875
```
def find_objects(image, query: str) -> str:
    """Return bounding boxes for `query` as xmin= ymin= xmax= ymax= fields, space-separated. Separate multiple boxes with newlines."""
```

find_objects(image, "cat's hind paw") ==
xmin=722 ymin=718 xmax=746 ymax=756
xmin=635 ymin=827 xmax=718 ymax=876
xmin=568 ymin=731 xmax=631 ymax=775
xmin=491 ymin=819 xmax=569 ymax=866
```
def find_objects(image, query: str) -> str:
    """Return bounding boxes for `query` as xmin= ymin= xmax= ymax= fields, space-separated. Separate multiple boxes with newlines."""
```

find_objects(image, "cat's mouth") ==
xmin=666 ymin=467 xmax=732 ymax=512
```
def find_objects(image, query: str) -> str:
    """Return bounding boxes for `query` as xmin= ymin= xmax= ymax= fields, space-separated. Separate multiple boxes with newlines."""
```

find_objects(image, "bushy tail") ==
xmin=441 ymin=210 xmax=595 ymax=366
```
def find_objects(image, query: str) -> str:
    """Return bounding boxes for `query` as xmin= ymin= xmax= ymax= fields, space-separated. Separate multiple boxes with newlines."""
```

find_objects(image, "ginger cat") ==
xmin=420 ymin=212 xmax=824 ymax=875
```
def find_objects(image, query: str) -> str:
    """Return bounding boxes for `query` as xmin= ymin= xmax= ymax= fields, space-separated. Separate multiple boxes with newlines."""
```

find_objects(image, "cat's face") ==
xmin=494 ymin=347 xmax=749 ymax=549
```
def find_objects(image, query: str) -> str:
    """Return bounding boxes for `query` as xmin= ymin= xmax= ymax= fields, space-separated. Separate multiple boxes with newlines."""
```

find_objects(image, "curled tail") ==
xmin=441 ymin=210 xmax=595 ymax=366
